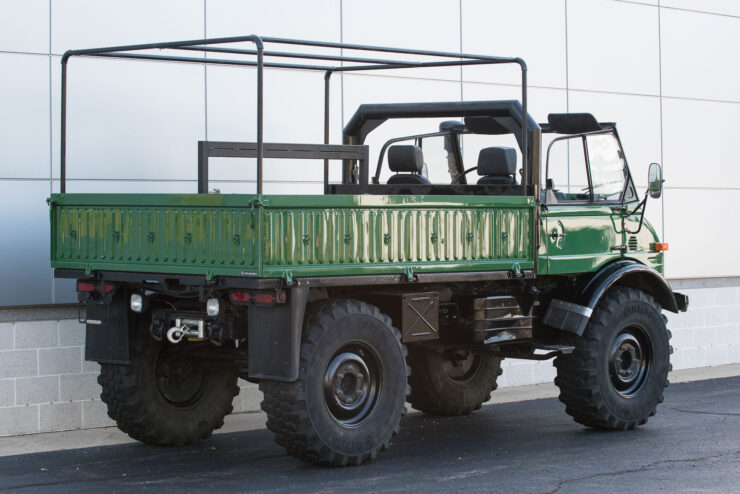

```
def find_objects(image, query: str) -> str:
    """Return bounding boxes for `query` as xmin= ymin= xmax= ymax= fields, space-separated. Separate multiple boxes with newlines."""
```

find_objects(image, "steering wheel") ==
xmin=451 ymin=166 xmax=478 ymax=185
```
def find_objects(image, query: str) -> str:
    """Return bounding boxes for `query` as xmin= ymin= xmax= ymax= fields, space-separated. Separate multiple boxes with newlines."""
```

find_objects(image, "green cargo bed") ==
xmin=50 ymin=193 xmax=535 ymax=281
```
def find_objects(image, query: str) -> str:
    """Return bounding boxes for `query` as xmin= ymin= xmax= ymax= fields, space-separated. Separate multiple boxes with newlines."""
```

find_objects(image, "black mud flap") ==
xmin=84 ymin=291 xmax=131 ymax=364
xmin=247 ymin=286 xmax=309 ymax=381
xmin=543 ymin=298 xmax=593 ymax=337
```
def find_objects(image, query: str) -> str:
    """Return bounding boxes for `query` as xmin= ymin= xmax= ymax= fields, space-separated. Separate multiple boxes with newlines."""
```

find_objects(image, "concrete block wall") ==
xmin=1 ymin=277 xmax=739 ymax=436
xmin=0 ymin=307 xmax=259 ymax=437
xmin=665 ymin=281 xmax=740 ymax=371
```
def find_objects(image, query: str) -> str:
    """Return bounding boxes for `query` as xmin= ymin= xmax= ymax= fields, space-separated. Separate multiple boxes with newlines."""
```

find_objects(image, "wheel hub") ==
xmin=609 ymin=329 xmax=651 ymax=397
xmin=441 ymin=349 xmax=482 ymax=383
xmin=334 ymin=361 xmax=368 ymax=405
xmin=155 ymin=347 xmax=208 ymax=407
xmin=323 ymin=345 xmax=381 ymax=427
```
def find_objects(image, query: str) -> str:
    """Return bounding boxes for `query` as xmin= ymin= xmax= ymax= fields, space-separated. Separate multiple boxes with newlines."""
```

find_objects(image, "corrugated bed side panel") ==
xmin=262 ymin=207 xmax=531 ymax=268
xmin=52 ymin=206 xmax=258 ymax=271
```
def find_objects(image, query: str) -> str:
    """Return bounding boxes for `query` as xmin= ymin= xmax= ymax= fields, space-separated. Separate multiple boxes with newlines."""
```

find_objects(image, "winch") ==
xmin=166 ymin=318 xmax=206 ymax=344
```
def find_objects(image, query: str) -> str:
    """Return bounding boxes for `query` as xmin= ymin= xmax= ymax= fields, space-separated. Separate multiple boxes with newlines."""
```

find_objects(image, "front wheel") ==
xmin=554 ymin=287 xmax=672 ymax=430
xmin=260 ymin=299 xmax=409 ymax=466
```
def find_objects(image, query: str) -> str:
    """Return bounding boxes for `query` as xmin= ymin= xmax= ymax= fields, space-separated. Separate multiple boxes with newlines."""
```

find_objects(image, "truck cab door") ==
xmin=540 ymin=131 xmax=636 ymax=275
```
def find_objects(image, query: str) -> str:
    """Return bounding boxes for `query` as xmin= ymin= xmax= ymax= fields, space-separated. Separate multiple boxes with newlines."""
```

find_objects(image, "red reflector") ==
xmin=277 ymin=292 xmax=287 ymax=303
xmin=103 ymin=283 xmax=115 ymax=293
xmin=254 ymin=293 xmax=274 ymax=304
xmin=231 ymin=291 xmax=251 ymax=302
xmin=77 ymin=282 xmax=95 ymax=292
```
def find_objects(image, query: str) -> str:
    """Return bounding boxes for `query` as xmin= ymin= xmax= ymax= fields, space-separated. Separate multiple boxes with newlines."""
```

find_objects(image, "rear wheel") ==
xmin=554 ymin=287 xmax=672 ymax=430
xmin=98 ymin=316 xmax=239 ymax=446
xmin=260 ymin=299 xmax=409 ymax=466
xmin=407 ymin=346 xmax=502 ymax=416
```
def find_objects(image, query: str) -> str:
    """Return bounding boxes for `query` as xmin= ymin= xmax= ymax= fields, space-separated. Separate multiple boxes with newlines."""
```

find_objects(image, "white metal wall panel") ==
xmin=660 ymin=7 xmax=740 ymax=102
xmin=461 ymin=0 xmax=567 ymax=88
xmin=0 ymin=54 xmax=50 ymax=179
xmin=566 ymin=0 xmax=661 ymax=95
xmin=60 ymin=58 xmax=205 ymax=182
xmin=0 ymin=0 xmax=49 ymax=54
xmin=51 ymin=0 xmax=203 ymax=54
xmin=0 ymin=181 xmax=52 ymax=305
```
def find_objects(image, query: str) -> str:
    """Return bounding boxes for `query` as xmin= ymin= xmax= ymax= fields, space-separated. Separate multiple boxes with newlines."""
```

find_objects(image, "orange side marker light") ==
xmin=653 ymin=243 xmax=669 ymax=252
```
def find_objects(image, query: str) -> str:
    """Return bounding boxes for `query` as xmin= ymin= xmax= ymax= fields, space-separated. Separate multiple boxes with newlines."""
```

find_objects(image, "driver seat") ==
xmin=477 ymin=147 xmax=517 ymax=185
xmin=387 ymin=145 xmax=430 ymax=185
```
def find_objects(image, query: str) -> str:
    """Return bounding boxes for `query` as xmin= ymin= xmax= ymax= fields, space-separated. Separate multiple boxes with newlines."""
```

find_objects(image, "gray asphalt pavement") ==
xmin=0 ymin=376 xmax=738 ymax=493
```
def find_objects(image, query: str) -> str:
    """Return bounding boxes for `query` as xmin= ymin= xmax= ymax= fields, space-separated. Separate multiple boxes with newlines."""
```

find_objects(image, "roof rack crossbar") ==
xmin=59 ymin=34 xmax=528 ymax=195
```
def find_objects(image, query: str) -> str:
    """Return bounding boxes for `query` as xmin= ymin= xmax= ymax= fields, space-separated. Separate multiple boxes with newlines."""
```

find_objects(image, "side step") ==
xmin=489 ymin=344 xmax=576 ymax=361
xmin=533 ymin=344 xmax=576 ymax=359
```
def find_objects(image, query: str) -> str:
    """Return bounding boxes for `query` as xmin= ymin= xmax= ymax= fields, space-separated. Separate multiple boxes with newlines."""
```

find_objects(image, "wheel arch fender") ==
xmin=578 ymin=260 xmax=680 ymax=314
xmin=543 ymin=260 xmax=687 ymax=337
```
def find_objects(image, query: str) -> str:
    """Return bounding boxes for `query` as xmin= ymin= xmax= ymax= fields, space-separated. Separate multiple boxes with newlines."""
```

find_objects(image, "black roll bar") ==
xmin=59 ymin=35 xmax=528 ymax=194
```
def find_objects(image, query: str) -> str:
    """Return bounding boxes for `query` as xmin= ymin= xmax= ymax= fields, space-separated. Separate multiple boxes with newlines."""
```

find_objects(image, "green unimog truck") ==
xmin=50 ymin=36 xmax=688 ymax=466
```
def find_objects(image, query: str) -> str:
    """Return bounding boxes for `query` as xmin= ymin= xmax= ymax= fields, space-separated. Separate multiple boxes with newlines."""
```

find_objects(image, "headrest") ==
xmin=477 ymin=147 xmax=517 ymax=176
xmin=388 ymin=145 xmax=423 ymax=173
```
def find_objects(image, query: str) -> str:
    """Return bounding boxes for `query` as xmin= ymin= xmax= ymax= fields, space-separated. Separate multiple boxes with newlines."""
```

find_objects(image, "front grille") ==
xmin=628 ymin=236 xmax=638 ymax=251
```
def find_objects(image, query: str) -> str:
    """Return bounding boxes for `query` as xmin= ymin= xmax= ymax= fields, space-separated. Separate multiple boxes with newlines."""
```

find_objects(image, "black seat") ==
xmin=387 ymin=145 xmax=430 ymax=185
xmin=476 ymin=147 xmax=517 ymax=185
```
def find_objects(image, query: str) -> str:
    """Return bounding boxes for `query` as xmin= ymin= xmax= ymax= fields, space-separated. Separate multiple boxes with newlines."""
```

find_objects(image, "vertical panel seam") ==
xmin=459 ymin=0 xmax=463 ymax=102
xmin=339 ymin=0 xmax=345 ymax=132
xmin=657 ymin=1 xmax=665 ymax=243
xmin=49 ymin=0 xmax=55 ymax=303
xmin=203 ymin=0 xmax=208 ymax=143
xmin=564 ymin=0 xmax=570 ymax=190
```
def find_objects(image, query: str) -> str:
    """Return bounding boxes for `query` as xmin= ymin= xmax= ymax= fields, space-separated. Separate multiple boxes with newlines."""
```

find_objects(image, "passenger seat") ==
xmin=387 ymin=145 xmax=430 ymax=185
xmin=476 ymin=147 xmax=517 ymax=185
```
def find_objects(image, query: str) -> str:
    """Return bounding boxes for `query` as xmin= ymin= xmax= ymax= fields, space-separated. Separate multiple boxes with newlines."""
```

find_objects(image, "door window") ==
xmin=544 ymin=135 xmax=589 ymax=202
xmin=545 ymin=131 xmax=634 ymax=204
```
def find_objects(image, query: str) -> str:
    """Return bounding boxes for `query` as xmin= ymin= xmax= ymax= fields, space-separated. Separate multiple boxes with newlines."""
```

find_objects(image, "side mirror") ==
xmin=648 ymin=162 xmax=663 ymax=199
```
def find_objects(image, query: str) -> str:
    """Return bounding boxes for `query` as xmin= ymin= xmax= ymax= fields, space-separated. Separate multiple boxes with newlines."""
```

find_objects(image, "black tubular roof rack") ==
xmin=60 ymin=35 xmax=528 ymax=194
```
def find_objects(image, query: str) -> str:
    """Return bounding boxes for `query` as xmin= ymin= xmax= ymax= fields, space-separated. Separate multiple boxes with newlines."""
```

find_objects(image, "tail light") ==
xmin=77 ymin=281 xmax=115 ymax=297
xmin=230 ymin=290 xmax=286 ymax=305
xmin=77 ymin=281 xmax=96 ymax=292
xmin=254 ymin=292 xmax=274 ymax=304
xmin=231 ymin=291 xmax=251 ymax=303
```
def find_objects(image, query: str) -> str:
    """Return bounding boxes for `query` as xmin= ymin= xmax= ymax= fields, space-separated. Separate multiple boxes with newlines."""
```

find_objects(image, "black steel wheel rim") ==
xmin=608 ymin=327 xmax=651 ymax=397
xmin=442 ymin=350 xmax=483 ymax=383
xmin=155 ymin=346 xmax=209 ymax=408
xmin=323 ymin=343 xmax=382 ymax=428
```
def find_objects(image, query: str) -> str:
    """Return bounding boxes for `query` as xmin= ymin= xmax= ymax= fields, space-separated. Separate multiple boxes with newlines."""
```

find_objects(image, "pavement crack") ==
xmin=540 ymin=450 xmax=740 ymax=494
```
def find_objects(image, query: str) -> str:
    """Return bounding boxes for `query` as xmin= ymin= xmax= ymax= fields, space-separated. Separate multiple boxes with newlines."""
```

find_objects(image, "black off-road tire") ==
xmin=407 ymin=346 xmax=502 ymax=416
xmin=554 ymin=287 xmax=673 ymax=430
xmin=98 ymin=317 xmax=239 ymax=446
xmin=260 ymin=299 xmax=409 ymax=466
